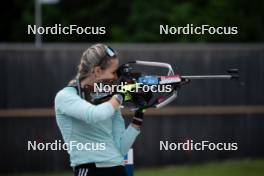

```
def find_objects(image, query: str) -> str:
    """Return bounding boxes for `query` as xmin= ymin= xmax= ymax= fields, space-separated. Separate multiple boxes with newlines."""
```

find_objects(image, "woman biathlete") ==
xmin=54 ymin=44 xmax=144 ymax=176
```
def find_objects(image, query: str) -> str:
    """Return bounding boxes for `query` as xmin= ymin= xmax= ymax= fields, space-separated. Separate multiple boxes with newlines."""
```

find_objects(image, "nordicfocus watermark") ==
xmin=27 ymin=140 xmax=106 ymax=151
xmin=27 ymin=24 xmax=106 ymax=35
xmin=160 ymin=140 xmax=238 ymax=151
xmin=160 ymin=24 xmax=238 ymax=35
xmin=94 ymin=82 xmax=173 ymax=93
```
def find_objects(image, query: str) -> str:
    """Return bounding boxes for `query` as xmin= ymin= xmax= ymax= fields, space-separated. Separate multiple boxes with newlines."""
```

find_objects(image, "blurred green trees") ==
xmin=0 ymin=0 xmax=263 ymax=42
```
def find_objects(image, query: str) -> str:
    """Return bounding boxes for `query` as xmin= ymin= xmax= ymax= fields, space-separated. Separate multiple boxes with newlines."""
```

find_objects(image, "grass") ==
xmin=135 ymin=159 xmax=264 ymax=176
xmin=2 ymin=159 xmax=264 ymax=176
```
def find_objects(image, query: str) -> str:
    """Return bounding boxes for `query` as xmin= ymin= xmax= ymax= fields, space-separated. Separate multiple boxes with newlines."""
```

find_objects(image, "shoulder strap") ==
xmin=67 ymin=79 xmax=92 ymax=102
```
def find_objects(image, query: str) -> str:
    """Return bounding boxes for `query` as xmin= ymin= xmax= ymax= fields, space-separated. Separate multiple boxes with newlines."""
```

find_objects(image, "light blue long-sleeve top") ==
xmin=54 ymin=87 xmax=140 ymax=167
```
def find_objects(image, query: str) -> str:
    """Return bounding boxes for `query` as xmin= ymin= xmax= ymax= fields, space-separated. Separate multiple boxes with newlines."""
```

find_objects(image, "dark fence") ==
xmin=0 ymin=44 xmax=264 ymax=172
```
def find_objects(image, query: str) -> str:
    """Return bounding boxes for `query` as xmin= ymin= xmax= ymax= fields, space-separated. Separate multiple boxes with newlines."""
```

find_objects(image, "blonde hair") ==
xmin=68 ymin=43 xmax=117 ymax=85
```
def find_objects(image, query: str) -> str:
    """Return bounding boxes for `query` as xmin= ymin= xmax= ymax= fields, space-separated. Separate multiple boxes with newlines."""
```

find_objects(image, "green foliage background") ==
xmin=0 ymin=0 xmax=263 ymax=42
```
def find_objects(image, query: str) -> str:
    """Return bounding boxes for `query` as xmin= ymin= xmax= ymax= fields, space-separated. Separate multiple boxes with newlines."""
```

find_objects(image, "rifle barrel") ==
xmin=181 ymin=75 xmax=233 ymax=80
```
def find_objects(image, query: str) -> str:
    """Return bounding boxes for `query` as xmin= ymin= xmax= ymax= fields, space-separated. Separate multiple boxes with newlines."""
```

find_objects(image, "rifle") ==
xmin=94 ymin=60 xmax=239 ymax=110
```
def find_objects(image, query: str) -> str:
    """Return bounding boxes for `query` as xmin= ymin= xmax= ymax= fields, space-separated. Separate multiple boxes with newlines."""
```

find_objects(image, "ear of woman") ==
xmin=94 ymin=66 xmax=102 ymax=80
